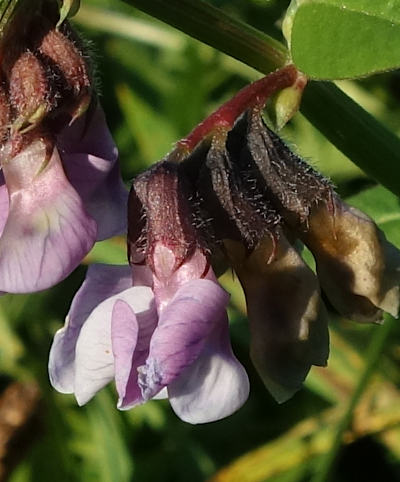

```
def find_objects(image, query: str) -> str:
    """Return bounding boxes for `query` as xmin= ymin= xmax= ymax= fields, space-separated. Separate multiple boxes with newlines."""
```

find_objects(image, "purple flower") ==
xmin=0 ymin=10 xmax=128 ymax=293
xmin=0 ymin=106 xmax=127 ymax=293
xmin=225 ymin=233 xmax=329 ymax=403
xmin=49 ymin=255 xmax=249 ymax=424
xmin=58 ymin=106 xmax=128 ymax=242
xmin=302 ymin=198 xmax=400 ymax=323
xmin=49 ymin=162 xmax=249 ymax=424
xmin=0 ymin=138 xmax=96 ymax=293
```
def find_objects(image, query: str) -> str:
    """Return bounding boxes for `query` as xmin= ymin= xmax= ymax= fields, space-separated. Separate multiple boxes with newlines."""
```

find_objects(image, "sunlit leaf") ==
xmin=284 ymin=0 xmax=400 ymax=79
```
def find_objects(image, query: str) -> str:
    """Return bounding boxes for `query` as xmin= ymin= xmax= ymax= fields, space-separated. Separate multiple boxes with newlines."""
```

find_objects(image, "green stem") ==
xmin=311 ymin=316 xmax=395 ymax=482
xmin=122 ymin=0 xmax=400 ymax=197
xmin=122 ymin=0 xmax=289 ymax=73
xmin=302 ymin=83 xmax=400 ymax=197
xmin=0 ymin=0 xmax=19 ymax=26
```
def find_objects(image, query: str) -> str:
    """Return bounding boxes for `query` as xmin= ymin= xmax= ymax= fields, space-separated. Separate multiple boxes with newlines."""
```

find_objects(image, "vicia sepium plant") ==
xmin=49 ymin=65 xmax=400 ymax=423
xmin=0 ymin=0 xmax=127 ymax=293
xmin=50 ymin=161 xmax=250 ymax=424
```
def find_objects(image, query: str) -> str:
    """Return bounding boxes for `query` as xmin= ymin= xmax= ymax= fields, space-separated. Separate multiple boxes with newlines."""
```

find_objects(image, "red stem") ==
xmin=177 ymin=64 xmax=299 ymax=152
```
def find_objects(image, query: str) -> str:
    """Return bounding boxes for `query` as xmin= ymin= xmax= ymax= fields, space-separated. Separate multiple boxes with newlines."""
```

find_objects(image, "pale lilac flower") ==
xmin=225 ymin=233 xmax=329 ymax=403
xmin=49 ymin=253 xmax=249 ymax=424
xmin=0 ymin=139 xmax=96 ymax=293
xmin=49 ymin=161 xmax=249 ymax=424
xmin=302 ymin=199 xmax=400 ymax=323
xmin=0 ymin=106 xmax=127 ymax=293
xmin=0 ymin=8 xmax=128 ymax=293
xmin=58 ymin=106 xmax=128 ymax=241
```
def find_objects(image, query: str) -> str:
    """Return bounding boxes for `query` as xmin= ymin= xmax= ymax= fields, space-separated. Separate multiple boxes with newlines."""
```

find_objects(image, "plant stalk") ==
xmin=122 ymin=0 xmax=400 ymax=196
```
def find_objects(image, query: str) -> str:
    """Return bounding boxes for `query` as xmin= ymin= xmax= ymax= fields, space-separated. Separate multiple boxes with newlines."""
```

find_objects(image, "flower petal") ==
xmin=49 ymin=263 xmax=132 ymax=393
xmin=63 ymin=154 xmax=128 ymax=240
xmin=111 ymin=296 xmax=158 ymax=409
xmin=168 ymin=316 xmax=249 ymax=424
xmin=58 ymin=105 xmax=118 ymax=161
xmin=0 ymin=141 xmax=97 ymax=293
xmin=111 ymin=300 xmax=139 ymax=401
xmin=58 ymin=106 xmax=128 ymax=240
xmin=74 ymin=285 xmax=155 ymax=405
xmin=225 ymin=234 xmax=329 ymax=403
xmin=132 ymin=264 xmax=153 ymax=288
xmin=137 ymin=278 xmax=229 ymax=400
xmin=0 ymin=172 xmax=9 ymax=237
xmin=304 ymin=200 xmax=400 ymax=322
xmin=153 ymin=247 xmax=209 ymax=309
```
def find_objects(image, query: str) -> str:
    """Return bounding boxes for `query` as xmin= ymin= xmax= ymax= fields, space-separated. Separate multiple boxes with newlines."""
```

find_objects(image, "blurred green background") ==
xmin=2 ymin=0 xmax=400 ymax=481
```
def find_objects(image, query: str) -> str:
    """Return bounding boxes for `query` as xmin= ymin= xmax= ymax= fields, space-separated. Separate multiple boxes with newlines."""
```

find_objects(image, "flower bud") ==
xmin=180 ymin=123 xmax=330 ymax=402
xmin=303 ymin=199 xmax=400 ymax=323
xmin=128 ymin=159 xmax=229 ymax=318
xmin=224 ymin=232 xmax=329 ymax=402
xmin=128 ymin=160 xmax=200 ymax=279
xmin=198 ymin=132 xmax=278 ymax=249
xmin=268 ymin=72 xmax=307 ymax=130
xmin=0 ymin=1 xmax=92 ymax=158
xmin=239 ymin=112 xmax=400 ymax=323
xmin=38 ymin=27 xmax=91 ymax=122
xmin=238 ymin=107 xmax=332 ymax=228
xmin=9 ymin=52 xmax=51 ymax=133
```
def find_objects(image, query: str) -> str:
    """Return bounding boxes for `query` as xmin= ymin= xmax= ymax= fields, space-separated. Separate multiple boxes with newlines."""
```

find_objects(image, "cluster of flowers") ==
xmin=4 ymin=1 xmax=400 ymax=424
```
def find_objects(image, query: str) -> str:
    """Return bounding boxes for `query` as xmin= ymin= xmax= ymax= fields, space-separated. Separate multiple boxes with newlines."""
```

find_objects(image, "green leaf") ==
xmin=284 ymin=0 xmax=400 ymax=79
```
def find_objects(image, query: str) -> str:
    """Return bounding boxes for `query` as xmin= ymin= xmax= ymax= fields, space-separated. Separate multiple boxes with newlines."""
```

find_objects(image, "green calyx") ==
xmin=57 ymin=0 xmax=81 ymax=27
